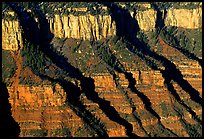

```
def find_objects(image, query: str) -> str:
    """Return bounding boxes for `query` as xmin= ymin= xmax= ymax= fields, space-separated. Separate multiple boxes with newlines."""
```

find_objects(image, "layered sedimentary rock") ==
xmin=165 ymin=8 xmax=202 ymax=29
xmin=2 ymin=8 xmax=202 ymax=50
xmin=2 ymin=4 xmax=202 ymax=137
xmin=7 ymin=54 xmax=202 ymax=136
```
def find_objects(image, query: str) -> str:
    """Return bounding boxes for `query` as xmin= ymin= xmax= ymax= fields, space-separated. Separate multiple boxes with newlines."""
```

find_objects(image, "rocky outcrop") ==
xmin=165 ymin=8 xmax=202 ymax=29
xmin=49 ymin=14 xmax=116 ymax=40
xmin=2 ymin=7 xmax=202 ymax=51
xmin=131 ymin=9 xmax=157 ymax=32
xmin=2 ymin=5 xmax=202 ymax=136
xmin=2 ymin=19 xmax=23 ymax=51
xmin=8 ymin=83 xmax=66 ymax=108
xmin=6 ymin=55 xmax=202 ymax=136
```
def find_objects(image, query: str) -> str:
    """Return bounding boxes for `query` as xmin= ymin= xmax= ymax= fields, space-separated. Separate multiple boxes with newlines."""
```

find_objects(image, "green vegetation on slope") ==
xmin=2 ymin=2 xmax=202 ymax=20
xmin=20 ymin=40 xmax=46 ymax=74
xmin=160 ymin=26 xmax=202 ymax=58
xmin=2 ymin=50 xmax=17 ymax=85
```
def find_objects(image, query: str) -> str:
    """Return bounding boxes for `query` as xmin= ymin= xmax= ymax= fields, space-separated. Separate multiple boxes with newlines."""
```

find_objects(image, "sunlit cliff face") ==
xmin=2 ymin=2 xmax=202 ymax=137
xmin=2 ymin=6 xmax=202 ymax=50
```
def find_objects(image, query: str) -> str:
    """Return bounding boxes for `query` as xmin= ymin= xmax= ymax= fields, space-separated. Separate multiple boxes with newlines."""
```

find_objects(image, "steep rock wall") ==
xmin=2 ymin=8 xmax=202 ymax=51
xmin=7 ymin=57 xmax=202 ymax=137
xmin=165 ymin=8 xmax=202 ymax=29
xmin=2 ymin=19 xmax=23 ymax=51
xmin=49 ymin=14 xmax=116 ymax=40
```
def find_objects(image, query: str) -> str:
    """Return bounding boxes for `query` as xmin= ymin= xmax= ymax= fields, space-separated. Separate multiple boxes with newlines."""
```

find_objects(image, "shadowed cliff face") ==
xmin=92 ymin=40 xmax=160 ymax=118
xmin=80 ymin=77 xmax=139 ymax=137
xmin=101 ymin=2 xmax=140 ymax=44
xmin=0 ymin=82 xmax=20 ymax=137
xmin=150 ymin=2 xmax=167 ymax=33
xmin=102 ymin=2 xmax=202 ymax=106
xmin=102 ymin=1 xmax=202 ymax=131
xmin=4 ymin=2 xmax=202 ymax=137
xmin=42 ymin=76 xmax=109 ymax=137
xmin=7 ymin=3 xmax=108 ymax=137
xmin=7 ymin=2 xmax=139 ymax=137
xmin=92 ymin=33 xmax=177 ymax=137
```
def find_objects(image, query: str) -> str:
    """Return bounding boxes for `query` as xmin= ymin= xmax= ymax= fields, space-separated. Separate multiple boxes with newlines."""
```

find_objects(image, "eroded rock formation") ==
xmin=2 ymin=7 xmax=202 ymax=50
xmin=2 ymin=3 xmax=202 ymax=137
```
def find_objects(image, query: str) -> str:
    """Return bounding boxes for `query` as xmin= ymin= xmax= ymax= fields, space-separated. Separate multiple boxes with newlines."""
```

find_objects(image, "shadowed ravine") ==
xmin=7 ymin=2 xmax=139 ymax=137
xmin=7 ymin=3 xmax=108 ymax=136
xmin=91 ymin=39 xmax=178 ymax=136
xmin=5 ymin=2 xmax=202 ymax=137
xmin=150 ymin=2 xmax=202 ymax=67
xmin=101 ymin=1 xmax=202 ymax=131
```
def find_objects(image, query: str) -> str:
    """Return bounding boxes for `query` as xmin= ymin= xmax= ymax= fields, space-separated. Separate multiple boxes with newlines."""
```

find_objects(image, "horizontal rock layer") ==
xmin=7 ymin=56 xmax=202 ymax=136
xmin=2 ymin=8 xmax=202 ymax=50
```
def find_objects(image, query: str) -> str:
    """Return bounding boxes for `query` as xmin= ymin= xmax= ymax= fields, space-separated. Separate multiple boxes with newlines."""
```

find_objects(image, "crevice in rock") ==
xmin=92 ymin=38 xmax=177 ymax=136
xmin=80 ymin=76 xmax=139 ymax=137
xmin=7 ymin=3 xmax=108 ymax=137
xmin=102 ymin=1 xmax=202 ymax=109
xmin=162 ymin=70 xmax=202 ymax=124
xmin=102 ymin=2 xmax=202 ymax=135
xmin=107 ymin=67 xmax=149 ymax=137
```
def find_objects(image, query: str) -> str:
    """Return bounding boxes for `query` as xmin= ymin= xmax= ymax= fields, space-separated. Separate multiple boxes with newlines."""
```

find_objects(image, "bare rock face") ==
xmin=8 ymin=84 xmax=66 ymax=108
xmin=50 ymin=14 xmax=116 ymax=40
xmin=165 ymin=8 xmax=202 ymax=29
xmin=2 ymin=4 xmax=202 ymax=137
xmin=6 ymin=55 xmax=202 ymax=136
xmin=2 ymin=19 xmax=23 ymax=51
xmin=2 ymin=8 xmax=202 ymax=51
xmin=132 ymin=9 xmax=157 ymax=32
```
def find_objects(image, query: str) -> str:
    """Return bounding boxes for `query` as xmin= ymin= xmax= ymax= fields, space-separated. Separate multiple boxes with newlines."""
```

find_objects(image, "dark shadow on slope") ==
xmin=33 ymin=4 xmax=138 ymax=137
xmin=152 ymin=53 xmax=202 ymax=106
xmin=92 ymin=41 xmax=161 ymax=121
xmin=151 ymin=2 xmax=202 ymax=67
xmin=160 ymin=28 xmax=203 ymax=67
xmin=44 ymin=76 xmax=109 ymax=137
xmin=107 ymin=68 xmax=149 ymax=136
xmin=0 ymin=82 xmax=20 ymax=137
xmin=161 ymin=70 xmax=202 ymax=124
xmin=124 ymin=72 xmax=161 ymax=120
xmin=7 ymin=2 xmax=83 ymax=80
xmin=91 ymin=41 xmax=149 ymax=136
xmin=173 ymin=106 xmax=202 ymax=137
xmin=92 ymin=37 xmax=178 ymax=136
xmin=102 ymin=2 xmax=202 ymax=134
xmin=150 ymin=2 xmax=166 ymax=33
xmin=102 ymin=2 xmax=202 ymax=107
xmin=7 ymin=3 xmax=108 ymax=136
xmin=81 ymin=77 xmax=139 ymax=137
xmin=7 ymin=3 xmax=138 ymax=137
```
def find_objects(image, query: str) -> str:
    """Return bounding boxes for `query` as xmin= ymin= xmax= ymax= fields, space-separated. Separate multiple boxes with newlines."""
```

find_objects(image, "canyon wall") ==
xmin=2 ymin=8 xmax=202 ymax=51
xmin=5 ymin=38 xmax=202 ymax=136
xmin=2 ymin=19 xmax=23 ymax=50
xmin=165 ymin=8 xmax=202 ymax=29
xmin=7 ymin=57 xmax=202 ymax=136
xmin=2 ymin=5 xmax=202 ymax=137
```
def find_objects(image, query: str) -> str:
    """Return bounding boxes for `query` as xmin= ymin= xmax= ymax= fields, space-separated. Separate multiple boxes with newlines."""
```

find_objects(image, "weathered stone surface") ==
xmin=165 ymin=8 xmax=202 ymax=29
xmin=2 ymin=5 xmax=202 ymax=137
xmin=2 ymin=19 xmax=23 ymax=50
xmin=49 ymin=14 xmax=116 ymax=40
xmin=2 ymin=8 xmax=202 ymax=50
xmin=6 ymin=57 xmax=202 ymax=136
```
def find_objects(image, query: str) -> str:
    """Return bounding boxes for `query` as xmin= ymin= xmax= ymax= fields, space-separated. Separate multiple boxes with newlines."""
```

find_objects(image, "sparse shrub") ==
xmin=28 ymin=129 xmax=48 ymax=137
xmin=2 ymin=50 xmax=17 ymax=85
